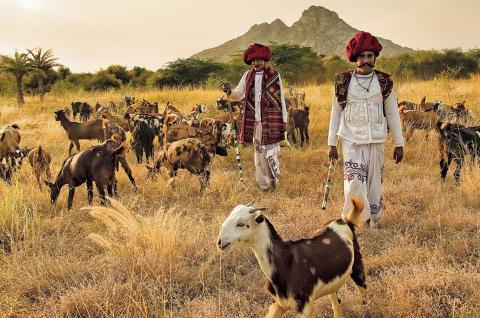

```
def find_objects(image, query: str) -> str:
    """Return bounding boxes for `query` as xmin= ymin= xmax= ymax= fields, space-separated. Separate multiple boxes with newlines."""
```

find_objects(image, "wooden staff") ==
xmin=225 ymin=90 xmax=244 ymax=183
xmin=322 ymin=159 xmax=337 ymax=210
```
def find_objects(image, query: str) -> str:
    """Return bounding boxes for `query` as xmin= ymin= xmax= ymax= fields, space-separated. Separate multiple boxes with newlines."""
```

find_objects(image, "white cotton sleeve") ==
xmin=229 ymin=71 xmax=248 ymax=101
xmin=384 ymin=90 xmax=404 ymax=147
xmin=278 ymin=74 xmax=288 ymax=123
xmin=327 ymin=94 xmax=342 ymax=146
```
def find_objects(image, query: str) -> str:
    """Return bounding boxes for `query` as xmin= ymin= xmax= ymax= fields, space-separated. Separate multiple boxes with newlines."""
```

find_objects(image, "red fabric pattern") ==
xmin=243 ymin=43 xmax=272 ymax=65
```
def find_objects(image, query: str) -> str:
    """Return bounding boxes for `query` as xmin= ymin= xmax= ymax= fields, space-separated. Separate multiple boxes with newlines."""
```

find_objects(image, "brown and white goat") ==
xmin=399 ymin=105 xmax=439 ymax=140
xmin=147 ymin=138 xmax=211 ymax=192
xmin=124 ymin=112 xmax=164 ymax=145
xmin=54 ymin=110 xmax=105 ymax=155
xmin=0 ymin=124 xmax=21 ymax=168
xmin=27 ymin=146 xmax=53 ymax=190
xmin=164 ymin=123 xmax=228 ymax=156
xmin=45 ymin=140 xmax=127 ymax=209
xmin=217 ymin=197 xmax=368 ymax=318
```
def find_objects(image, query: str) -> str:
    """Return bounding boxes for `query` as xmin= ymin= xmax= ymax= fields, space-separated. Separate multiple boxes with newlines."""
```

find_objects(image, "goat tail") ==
xmin=343 ymin=196 xmax=366 ymax=231
xmin=304 ymin=106 xmax=310 ymax=115
xmin=11 ymin=124 xmax=20 ymax=130
xmin=37 ymin=145 xmax=43 ymax=156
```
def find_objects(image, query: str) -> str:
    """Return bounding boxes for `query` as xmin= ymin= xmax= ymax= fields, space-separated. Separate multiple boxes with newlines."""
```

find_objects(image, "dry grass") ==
xmin=1 ymin=76 xmax=480 ymax=317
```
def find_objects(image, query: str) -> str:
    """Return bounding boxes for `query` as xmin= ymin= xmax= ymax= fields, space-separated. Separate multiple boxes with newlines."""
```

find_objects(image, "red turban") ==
xmin=346 ymin=31 xmax=382 ymax=62
xmin=243 ymin=43 xmax=272 ymax=65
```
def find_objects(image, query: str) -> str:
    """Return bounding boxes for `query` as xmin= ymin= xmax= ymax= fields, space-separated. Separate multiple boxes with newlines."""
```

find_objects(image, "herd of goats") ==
xmin=0 ymin=89 xmax=479 ymax=317
xmin=0 ymin=91 xmax=479 ymax=206
xmin=0 ymin=91 xmax=310 ymax=209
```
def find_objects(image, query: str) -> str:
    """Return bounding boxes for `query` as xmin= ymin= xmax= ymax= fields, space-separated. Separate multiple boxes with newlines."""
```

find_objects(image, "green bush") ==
xmin=84 ymin=72 xmax=122 ymax=91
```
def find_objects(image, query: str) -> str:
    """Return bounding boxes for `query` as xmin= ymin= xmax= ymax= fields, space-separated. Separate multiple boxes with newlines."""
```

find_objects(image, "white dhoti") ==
xmin=253 ymin=121 xmax=280 ymax=190
xmin=341 ymin=139 xmax=384 ymax=222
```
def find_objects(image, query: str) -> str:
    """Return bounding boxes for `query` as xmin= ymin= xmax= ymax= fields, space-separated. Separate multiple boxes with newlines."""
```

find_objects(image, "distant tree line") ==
xmin=1 ymin=44 xmax=479 ymax=104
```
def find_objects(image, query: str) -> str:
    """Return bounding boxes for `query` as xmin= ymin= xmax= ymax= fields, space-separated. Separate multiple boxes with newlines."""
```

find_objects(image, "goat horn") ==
xmin=245 ymin=199 xmax=256 ymax=207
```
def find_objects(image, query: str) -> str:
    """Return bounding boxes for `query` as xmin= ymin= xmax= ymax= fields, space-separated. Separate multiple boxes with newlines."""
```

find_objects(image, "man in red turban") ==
xmin=223 ymin=43 xmax=287 ymax=191
xmin=327 ymin=31 xmax=404 ymax=227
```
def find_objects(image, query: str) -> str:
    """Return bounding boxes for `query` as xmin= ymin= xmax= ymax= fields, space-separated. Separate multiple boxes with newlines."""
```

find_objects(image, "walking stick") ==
xmin=322 ymin=159 xmax=337 ymax=210
xmin=225 ymin=91 xmax=244 ymax=183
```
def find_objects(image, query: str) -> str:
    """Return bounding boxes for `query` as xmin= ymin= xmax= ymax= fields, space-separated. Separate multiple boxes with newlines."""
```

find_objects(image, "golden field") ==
xmin=0 ymin=76 xmax=480 ymax=318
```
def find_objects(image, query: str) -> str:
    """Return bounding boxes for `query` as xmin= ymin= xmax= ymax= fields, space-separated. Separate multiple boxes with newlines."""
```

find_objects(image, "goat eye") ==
xmin=236 ymin=223 xmax=245 ymax=227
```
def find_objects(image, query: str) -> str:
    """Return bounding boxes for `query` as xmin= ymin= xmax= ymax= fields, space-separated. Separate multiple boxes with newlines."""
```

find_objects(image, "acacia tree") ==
xmin=0 ymin=52 xmax=31 ymax=105
xmin=27 ymin=48 xmax=59 ymax=100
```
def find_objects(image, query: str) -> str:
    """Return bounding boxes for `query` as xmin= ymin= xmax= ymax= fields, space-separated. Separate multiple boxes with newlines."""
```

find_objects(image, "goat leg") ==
xmin=46 ymin=166 xmax=52 ymax=182
xmin=441 ymin=152 xmax=452 ymax=182
xmin=300 ymin=127 xmax=305 ymax=147
xmin=199 ymin=170 xmax=210 ymax=193
xmin=454 ymin=158 xmax=463 ymax=186
xmin=67 ymin=187 xmax=75 ymax=210
xmin=68 ymin=142 xmax=75 ymax=156
xmin=74 ymin=140 xmax=81 ymax=153
xmin=96 ymin=183 xmax=107 ymax=206
xmin=266 ymin=303 xmax=286 ymax=318
xmin=291 ymin=129 xmax=297 ymax=146
xmin=35 ymin=171 xmax=42 ymax=190
xmin=329 ymin=293 xmax=344 ymax=318
xmin=296 ymin=302 xmax=313 ymax=318
xmin=86 ymin=180 xmax=94 ymax=204
xmin=119 ymin=156 xmax=137 ymax=191
xmin=107 ymin=181 xmax=114 ymax=197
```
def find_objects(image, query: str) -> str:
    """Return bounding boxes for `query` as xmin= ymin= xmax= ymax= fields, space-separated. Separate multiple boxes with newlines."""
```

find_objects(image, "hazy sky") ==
xmin=0 ymin=0 xmax=478 ymax=72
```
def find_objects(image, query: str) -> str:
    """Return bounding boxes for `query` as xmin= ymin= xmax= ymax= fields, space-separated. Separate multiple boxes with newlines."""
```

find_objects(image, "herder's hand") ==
xmin=393 ymin=146 xmax=404 ymax=164
xmin=328 ymin=146 xmax=338 ymax=160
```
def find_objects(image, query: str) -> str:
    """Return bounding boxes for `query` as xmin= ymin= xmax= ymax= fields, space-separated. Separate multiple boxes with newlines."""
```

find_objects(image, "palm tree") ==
xmin=27 ymin=48 xmax=60 ymax=101
xmin=0 ymin=52 xmax=31 ymax=105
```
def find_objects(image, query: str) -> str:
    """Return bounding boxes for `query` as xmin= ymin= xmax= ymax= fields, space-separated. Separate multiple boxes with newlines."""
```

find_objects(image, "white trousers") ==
xmin=253 ymin=122 xmax=280 ymax=190
xmin=341 ymin=139 xmax=385 ymax=222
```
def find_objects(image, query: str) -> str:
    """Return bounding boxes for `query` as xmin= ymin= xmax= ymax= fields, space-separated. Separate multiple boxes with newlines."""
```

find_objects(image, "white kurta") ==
xmin=327 ymin=72 xmax=404 ymax=222
xmin=230 ymin=69 xmax=287 ymax=190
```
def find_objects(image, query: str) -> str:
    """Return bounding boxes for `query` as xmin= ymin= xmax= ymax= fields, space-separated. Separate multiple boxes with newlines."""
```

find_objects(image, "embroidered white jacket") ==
xmin=327 ymin=72 xmax=404 ymax=147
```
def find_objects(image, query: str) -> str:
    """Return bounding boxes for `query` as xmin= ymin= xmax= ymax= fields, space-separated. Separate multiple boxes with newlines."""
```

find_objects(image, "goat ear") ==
xmin=249 ymin=207 xmax=267 ymax=214
xmin=245 ymin=199 xmax=256 ymax=207
xmin=254 ymin=214 xmax=265 ymax=224
xmin=44 ymin=180 xmax=54 ymax=188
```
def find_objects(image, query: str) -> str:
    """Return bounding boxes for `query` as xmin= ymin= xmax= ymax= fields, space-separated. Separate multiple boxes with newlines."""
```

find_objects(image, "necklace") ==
xmin=354 ymin=72 xmax=374 ymax=93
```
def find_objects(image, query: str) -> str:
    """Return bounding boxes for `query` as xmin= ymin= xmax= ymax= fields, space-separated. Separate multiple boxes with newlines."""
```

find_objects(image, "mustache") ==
xmin=359 ymin=63 xmax=374 ymax=68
